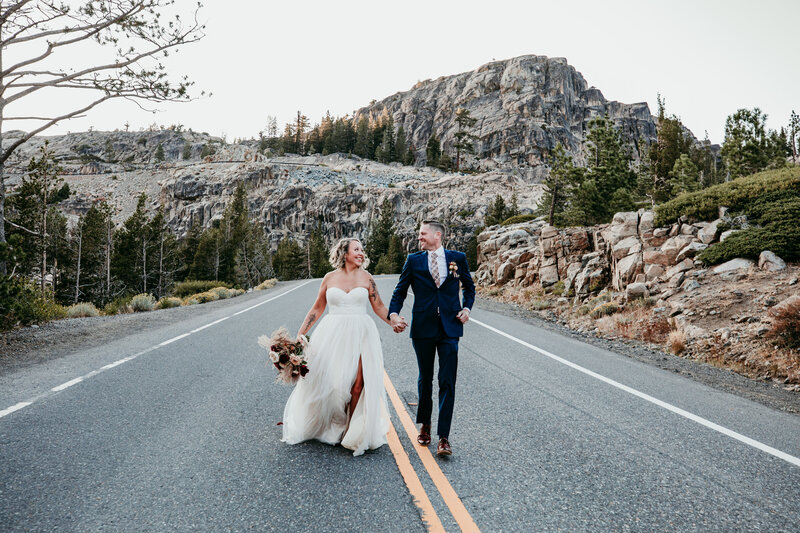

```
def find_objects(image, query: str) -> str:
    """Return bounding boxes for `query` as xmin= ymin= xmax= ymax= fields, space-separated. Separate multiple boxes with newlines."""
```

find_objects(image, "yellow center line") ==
xmin=386 ymin=419 xmax=445 ymax=533
xmin=384 ymin=371 xmax=482 ymax=533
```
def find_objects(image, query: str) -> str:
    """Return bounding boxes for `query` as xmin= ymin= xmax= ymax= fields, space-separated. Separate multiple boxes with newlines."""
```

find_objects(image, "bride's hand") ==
xmin=296 ymin=334 xmax=308 ymax=348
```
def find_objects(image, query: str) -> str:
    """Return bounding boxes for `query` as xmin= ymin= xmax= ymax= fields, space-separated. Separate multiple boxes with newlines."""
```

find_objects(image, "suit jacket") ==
xmin=388 ymin=249 xmax=476 ymax=338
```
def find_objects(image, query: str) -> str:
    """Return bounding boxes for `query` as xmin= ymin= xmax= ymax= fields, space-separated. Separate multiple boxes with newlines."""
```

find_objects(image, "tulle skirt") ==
xmin=281 ymin=313 xmax=389 ymax=456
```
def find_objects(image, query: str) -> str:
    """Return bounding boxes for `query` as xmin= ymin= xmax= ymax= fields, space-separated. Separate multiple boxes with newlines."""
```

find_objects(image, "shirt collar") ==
xmin=429 ymin=246 xmax=445 ymax=258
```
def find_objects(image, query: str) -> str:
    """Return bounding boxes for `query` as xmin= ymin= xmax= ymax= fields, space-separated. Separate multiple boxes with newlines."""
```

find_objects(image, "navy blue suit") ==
xmin=388 ymin=250 xmax=475 ymax=438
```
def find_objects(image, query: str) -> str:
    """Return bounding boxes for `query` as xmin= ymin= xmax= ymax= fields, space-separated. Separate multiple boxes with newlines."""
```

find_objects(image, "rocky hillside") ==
xmin=475 ymin=213 xmax=799 ymax=389
xmin=354 ymin=55 xmax=662 ymax=178
xmin=2 ymin=130 xmax=543 ymax=252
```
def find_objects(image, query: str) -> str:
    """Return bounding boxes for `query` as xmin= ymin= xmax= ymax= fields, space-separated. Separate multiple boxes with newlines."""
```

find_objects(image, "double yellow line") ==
xmin=383 ymin=372 xmax=481 ymax=533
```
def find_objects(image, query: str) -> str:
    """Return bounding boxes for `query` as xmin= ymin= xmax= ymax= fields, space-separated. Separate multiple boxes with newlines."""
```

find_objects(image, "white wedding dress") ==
xmin=281 ymin=287 xmax=389 ymax=456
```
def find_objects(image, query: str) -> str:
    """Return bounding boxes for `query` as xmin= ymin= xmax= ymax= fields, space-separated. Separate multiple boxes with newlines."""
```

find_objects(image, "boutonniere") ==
xmin=448 ymin=261 xmax=459 ymax=278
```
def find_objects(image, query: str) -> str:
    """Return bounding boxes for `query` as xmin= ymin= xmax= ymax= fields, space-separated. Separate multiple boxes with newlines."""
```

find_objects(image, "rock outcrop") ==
xmin=354 ymin=55 xmax=660 ymax=176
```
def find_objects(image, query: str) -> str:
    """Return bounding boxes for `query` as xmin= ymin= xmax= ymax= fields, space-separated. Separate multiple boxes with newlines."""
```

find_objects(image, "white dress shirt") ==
xmin=429 ymin=246 xmax=447 ymax=284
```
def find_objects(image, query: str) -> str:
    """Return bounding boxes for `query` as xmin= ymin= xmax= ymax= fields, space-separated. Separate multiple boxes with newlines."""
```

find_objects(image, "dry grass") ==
xmin=668 ymin=329 xmax=687 ymax=355
xmin=767 ymin=299 xmax=800 ymax=349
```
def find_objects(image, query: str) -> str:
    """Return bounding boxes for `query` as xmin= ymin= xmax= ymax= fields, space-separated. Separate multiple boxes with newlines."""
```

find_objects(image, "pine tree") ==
xmin=112 ymin=193 xmax=152 ymax=294
xmin=365 ymin=199 xmax=395 ymax=272
xmin=182 ymin=141 xmax=192 ymax=160
xmin=354 ymin=116 xmax=372 ymax=159
xmin=404 ymin=143 xmax=416 ymax=166
xmin=385 ymin=234 xmax=405 ymax=274
xmin=790 ymin=110 xmax=799 ymax=163
xmin=426 ymin=132 xmax=441 ymax=167
xmin=272 ymin=237 xmax=305 ymax=280
xmin=155 ymin=143 xmax=165 ymax=162
xmin=536 ymin=143 xmax=583 ymax=226
xmin=191 ymin=224 xmax=223 ymax=281
xmin=148 ymin=207 xmax=179 ymax=298
xmin=453 ymin=108 xmax=478 ymax=171
xmin=395 ymin=126 xmax=408 ymax=165
xmin=294 ymin=111 xmax=310 ymax=155
xmin=7 ymin=142 xmax=67 ymax=293
xmin=721 ymin=107 xmax=771 ymax=179
xmin=307 ymin=225 xmax=331 ymax=278
xmin=645 ymin=95 xmax=693 ymax=202
xmin=485 ymin=195 xmax=507 ymax=226
xmin=377 ymin=116 xmax=395 ymax=163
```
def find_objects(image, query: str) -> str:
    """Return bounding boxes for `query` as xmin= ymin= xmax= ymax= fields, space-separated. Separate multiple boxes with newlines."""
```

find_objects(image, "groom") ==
xmin=389 ymin=220 xmax=475 ymax=457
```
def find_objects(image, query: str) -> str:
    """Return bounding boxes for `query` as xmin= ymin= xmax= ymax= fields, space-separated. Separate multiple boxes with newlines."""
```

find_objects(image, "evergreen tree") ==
xmin=453 ymin=108 xmax=478 ymax=171
xmin=465 ymin=227 xmax=481 ymax=270
xmin=190 ymin=224 xmax=223 ymax=281
xmin=307 ymin=225 xmax=332 ymax=278
xmin=365 ymin=199 xmax=395 ymax=272
xmin=645 ymin=95 xmax=693 ymax=203
xmin=790 ymin=110 xmax=799 ymax=162
xmin=177 ymin=220 xmax=202 ymax=282
xmin=294 ymin=111 xmax=310 ymax=155
xmin=536 ymin=143 xmax=583 ymax=226
xmin=385 ymin=234 xmax=405 ymax=274
xmin=395 ymin=126 xmax=408 ymax=165
xmin=182 ymin=141 xmax=192 ymax=160
xmin=71 ymin=200 xmax=114 ymax=305
xmin=272 ymin=236 xmax=305 ymax=280
xmin=112 ymin=193 xmax=152 ymax=294
xmin=148 ymin=207 xmax=179 ymax=298
xmin=376 ymin=116 xmax=395 ymax=163
xmin=7 ymin=142 xmax=68 ymax=293
xmin=426 ymin=132 xmax=441 ymax=167
xmin=721 ymin=107 xmax=772 ymax=179
xmin=354 ymin=116 xmax=372 ymax=159
xmin=669 ymin=154 xmax=701 ymax=196
xmin=280 ymin=123 xmax=296 ymax=155
xmin=235 ymin=220 xmax=273 ymax=287
xmin=155 ymin=143 xmax=165 ymax=162
xmin=485 ymin=194 xmax=507 ymax=226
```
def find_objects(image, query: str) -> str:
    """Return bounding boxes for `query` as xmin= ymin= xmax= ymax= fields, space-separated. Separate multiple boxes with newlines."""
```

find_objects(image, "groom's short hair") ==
xmin=422 ymin=220 xmax=446 ymax=240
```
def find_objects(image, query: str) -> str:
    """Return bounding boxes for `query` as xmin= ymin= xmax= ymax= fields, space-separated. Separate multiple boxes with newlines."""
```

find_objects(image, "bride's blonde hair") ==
xmin=329 ymin=238 xmax=370 ymax=270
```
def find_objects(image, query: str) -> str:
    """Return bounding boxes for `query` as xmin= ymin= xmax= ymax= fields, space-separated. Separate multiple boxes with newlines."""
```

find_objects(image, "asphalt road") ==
xmin=1 ymin=277 xmax=799 ymax=532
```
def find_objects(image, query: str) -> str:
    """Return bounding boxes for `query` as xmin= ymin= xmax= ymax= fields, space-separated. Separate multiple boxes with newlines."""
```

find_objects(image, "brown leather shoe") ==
xmin=436 ymin=437 xmax=452 ymax=457
xmin=417 ymin=424 xmax=431 ymax=446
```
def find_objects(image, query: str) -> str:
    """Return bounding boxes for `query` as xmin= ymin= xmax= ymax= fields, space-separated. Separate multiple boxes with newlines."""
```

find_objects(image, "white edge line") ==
xmin=159 ymin=332 xmax=191 ymax=346
xmin=471 ymin=318 xmax=800 ymax=468
xmin=0 ymin=401 xmax=33 ymax=418
xmin=0 ymin=280 xmax=317 ymax=421
xmin=51 ymin=377 xmax=83 ymax=392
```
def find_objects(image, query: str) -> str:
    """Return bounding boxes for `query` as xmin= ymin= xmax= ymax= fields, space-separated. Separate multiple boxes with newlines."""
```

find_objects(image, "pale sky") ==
xmin=10 ymin=0 xmax=799 ymax=145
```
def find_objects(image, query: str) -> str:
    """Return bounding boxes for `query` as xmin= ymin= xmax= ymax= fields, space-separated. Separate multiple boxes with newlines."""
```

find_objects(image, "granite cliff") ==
xmin=354 ymin=55 xmax=661 ymax=178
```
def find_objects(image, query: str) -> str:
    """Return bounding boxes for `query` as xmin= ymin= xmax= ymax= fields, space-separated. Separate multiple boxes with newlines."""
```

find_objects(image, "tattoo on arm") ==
xmin=303 ymin=312 xmax=317 ymax=332
xmin=369 ymin=279 xmax=382 ymax=303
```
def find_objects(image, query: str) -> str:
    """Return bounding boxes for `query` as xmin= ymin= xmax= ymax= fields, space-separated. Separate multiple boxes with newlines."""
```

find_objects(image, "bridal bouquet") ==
xmin=258 ymin=327 xmax=309 ymax=384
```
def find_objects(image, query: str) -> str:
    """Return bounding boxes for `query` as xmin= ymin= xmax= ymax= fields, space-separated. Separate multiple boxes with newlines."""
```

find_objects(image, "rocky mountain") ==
xmin=354 ymin=55 xmax=661 ymax=178
xmin=2 ymin=130 xmax=543 ymax=252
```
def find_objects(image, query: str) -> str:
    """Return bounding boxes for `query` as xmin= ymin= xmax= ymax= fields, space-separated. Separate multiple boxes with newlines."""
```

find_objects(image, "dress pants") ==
xmin=412 ymin=319 xmax=459 ymax=439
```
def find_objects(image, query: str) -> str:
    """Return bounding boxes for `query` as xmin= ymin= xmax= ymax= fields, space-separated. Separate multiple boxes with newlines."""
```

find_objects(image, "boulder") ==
xmin=626 ymin=282 xmax=649 ymax=300
xmin=713 ymin=258 xmax=754 ymax=274
xmin=758 ymin=251 xmax=786 ymax=272
xmin=697 ymin=219 xmax=721 ymax=244
xmin=676 ymin=241 xmax=708 ymax=262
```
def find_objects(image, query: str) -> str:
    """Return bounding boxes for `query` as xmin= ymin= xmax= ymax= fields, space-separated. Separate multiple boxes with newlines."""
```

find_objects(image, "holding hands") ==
xmin=390 ymin=314 xmax=408 ymax=333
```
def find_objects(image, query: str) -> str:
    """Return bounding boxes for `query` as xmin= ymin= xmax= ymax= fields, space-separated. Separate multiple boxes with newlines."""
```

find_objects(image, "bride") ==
xmin=281 ymin=238 xmax=396 ymax=456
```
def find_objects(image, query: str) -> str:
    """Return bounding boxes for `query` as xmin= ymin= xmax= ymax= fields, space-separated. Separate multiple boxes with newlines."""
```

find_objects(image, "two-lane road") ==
xmin=2 ymin=277 xmax=799 ymax=531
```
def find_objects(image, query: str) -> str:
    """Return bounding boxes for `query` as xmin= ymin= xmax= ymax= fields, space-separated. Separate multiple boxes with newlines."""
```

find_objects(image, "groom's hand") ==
xmin=456 ymin=308 xmax=470 ymax=324
xmin=390 ymin=313 xmax=407 ymax=333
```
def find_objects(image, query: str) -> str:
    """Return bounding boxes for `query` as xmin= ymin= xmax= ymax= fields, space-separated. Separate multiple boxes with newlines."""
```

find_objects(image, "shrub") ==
xmin=0 ymin=277 xmax=66 ymax=330
xmin=229 ymin=288 xmax=245 ymax=297
xmin=589 ymin=301 xmax=619 ymax=319
xmin=103 ymin=296 xmax=132 ymax=315
xmin=156 ymin=296 xmax=183 ymax=309
xmin=546 ymin=280 xmax=565 ymax=296
xmin=255 ymin=278 xmax=278 ymax=291
xmin=67 ymin=302 xmax=100 ymax=318
xmin=697 ymin=222 xmax=800 ymax=264
xmin=209 ymin=286 xmax=231 ymax=299
xmin=767 ymin=300 xmax=800 ymax=349
xmin=172 ymin=280 xmax=232 ymax=298
xmin=130 ymin=293 xmax=156 ymax=312
xmin=668 ymin=329 xmax=687 ymax=355
xmin=654 ymin=167 xmax=800 ymax=227
xmin=500 ymin=214 xmax=537 ymax=226
xmin=183 ymin=296 xmax=200 ymax=306
xmin=193 ymin=291 xmax=219 ymax=303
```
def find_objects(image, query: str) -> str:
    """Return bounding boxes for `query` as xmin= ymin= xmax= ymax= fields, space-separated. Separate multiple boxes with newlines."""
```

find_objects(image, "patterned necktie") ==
xmin=429 ymin=251 xmax=440 ymax=287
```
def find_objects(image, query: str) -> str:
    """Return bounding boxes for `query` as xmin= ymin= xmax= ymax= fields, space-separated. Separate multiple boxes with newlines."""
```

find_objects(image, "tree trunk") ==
xmin=74 ymin=226 xmax=82 ymax=304
xmin=105 ymin=219 xmax=112 ymax=305
xmin=548 ymin=182 xmax=559 ymax=227
xmin=141 ymin=238 xmax=147 ymax=293
xmin=158 ymin=232 xmax=164 ymax=298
